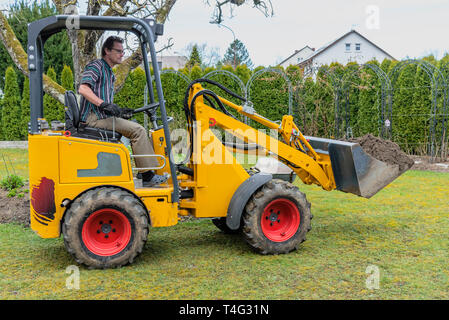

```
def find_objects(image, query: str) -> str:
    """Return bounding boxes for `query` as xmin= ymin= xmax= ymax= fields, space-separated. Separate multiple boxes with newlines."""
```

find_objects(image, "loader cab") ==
xmin=27 ymin=15 xmax=180 ymax=202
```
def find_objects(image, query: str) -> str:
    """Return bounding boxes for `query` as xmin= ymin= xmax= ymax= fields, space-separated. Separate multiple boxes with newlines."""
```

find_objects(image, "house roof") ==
xmin=299 ymin=29 xmax=396 ymax=66
xmin=278 ymin=46 xmax=315 ymax=66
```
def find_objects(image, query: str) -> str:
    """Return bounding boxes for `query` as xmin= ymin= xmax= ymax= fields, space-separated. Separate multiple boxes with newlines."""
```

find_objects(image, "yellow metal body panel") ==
xmin=134 ymin=186 xmax=177 ymax=226
xmin=59 ymin=139 xmax=131 ymax=184
xmin=29 ymin=133 xmax=178 ymax=239
xmin=30 ymin=84 xmax=337 ymax=240
xmin=187 ymin=84 xmax=336 ymax=191
xmin=178 ymin=91 xmax=250 ymax=218
xmin=151 ymin=128 xmax=173 ymax=183
xmin=180 ymin=129 xmax=250 ymax=218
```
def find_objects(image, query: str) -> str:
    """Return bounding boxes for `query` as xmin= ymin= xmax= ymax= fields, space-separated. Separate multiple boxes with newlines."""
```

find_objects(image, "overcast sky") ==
xmin=1 ymin=0 xmax=448 ymax=66
xmin=159 ymin=0 xmax=449 ymax=66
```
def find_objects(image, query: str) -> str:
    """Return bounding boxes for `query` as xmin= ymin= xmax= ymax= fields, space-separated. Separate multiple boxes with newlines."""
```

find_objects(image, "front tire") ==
xmin=242 ymin=179 xmax=311 ymax=254
xmin=62 ymin=187 xmax=149 ymax=269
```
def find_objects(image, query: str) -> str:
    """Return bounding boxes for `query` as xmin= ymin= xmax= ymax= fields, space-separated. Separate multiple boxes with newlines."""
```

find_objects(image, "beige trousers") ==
xmin=85 ymin=113 xmax=159 ymax=171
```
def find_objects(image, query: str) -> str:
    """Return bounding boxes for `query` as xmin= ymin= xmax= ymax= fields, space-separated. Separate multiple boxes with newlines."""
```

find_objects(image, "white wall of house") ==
xmin=279 ymin=47 xmax=315 ymax=68
xmin=147 ymin=55 xmax=188 ymax=70
xmin=159 ymin=56 xmax=188 ymax=70
xmin=306 ymin=32 xmax=393 ymax=70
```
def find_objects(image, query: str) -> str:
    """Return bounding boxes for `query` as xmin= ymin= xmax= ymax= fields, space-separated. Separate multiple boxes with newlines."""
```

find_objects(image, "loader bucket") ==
xmin=305 ymin=136 xmax=407 ymax=198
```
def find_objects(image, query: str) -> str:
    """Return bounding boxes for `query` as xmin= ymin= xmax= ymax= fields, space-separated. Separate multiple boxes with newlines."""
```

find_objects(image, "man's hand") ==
xmin=120 ymin=108 xmax=134 ymax=120
xmin=99 ymin=102 xmax=121 ymax=117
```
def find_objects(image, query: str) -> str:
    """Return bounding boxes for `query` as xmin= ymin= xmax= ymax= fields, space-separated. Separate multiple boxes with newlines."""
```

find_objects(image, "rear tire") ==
xmin=242 ymin=179 xmax=311 ymax=254
xmin=62 ymin=187 xmax=149 ymax=269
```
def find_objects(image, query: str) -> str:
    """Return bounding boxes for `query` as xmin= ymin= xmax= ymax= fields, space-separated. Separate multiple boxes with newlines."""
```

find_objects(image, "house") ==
xmin=279 ymin=30 xmax=395 ymax=73
xmin=278 ymin=46 xmax=315 ymax=69
xmin=146 ymin=55 xmax=188 ymax=70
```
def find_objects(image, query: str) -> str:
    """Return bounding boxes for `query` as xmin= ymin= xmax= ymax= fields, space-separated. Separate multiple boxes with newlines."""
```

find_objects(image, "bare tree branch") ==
xmin=2 ymin=0 xmax=273 ymax=102
xmin=114 ymin=46 xmax=143 ymax=91
xmin=207 ymin=0 xmax=273 ymax=24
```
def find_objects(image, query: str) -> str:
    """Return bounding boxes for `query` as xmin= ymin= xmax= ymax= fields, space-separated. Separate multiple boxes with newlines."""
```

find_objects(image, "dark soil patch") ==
xmin=0 ymin=183 xmax=30 ymax=227
xmin=410 ymin=155 xmax=449 ymax=173
xmin=348 ymin=134 xmax=415 ymax=173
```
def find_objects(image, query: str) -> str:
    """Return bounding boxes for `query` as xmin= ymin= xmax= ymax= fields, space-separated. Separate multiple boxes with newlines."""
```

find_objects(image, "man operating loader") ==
xmin=78 ymin=35 xmax=168 ymax=187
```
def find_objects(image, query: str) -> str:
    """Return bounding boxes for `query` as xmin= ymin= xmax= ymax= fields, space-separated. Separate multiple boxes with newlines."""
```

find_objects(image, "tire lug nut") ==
xmin=105 ymin=235 xmax=109 ymax=239
xmin=99 ymin=221 xmax=103 ymax=225
xmin=277 ymin=219 xmax=280 ymax=223
xmin=112 ymin=229 xmax=116 ymax=233
xmin=109 ymin=220 xmax=113 ymax=224
xmin=97 ymin=230 xmax=100 ymax=234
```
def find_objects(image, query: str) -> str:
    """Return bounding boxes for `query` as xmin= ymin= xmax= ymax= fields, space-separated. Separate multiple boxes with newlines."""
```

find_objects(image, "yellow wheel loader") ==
xmin=27 ymin=16 xmax=406 ymax=268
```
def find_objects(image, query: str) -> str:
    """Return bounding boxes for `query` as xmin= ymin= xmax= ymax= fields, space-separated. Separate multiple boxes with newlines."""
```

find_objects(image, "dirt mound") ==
xmin=348 ymin=134 xmax=414 ymax=173
xmin=0 ymin=184 xmax=30 ymax=227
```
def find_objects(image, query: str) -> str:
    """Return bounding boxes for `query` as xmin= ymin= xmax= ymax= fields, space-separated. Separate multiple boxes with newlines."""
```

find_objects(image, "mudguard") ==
xmin=226 ymin=173 xmax=272 ymax=230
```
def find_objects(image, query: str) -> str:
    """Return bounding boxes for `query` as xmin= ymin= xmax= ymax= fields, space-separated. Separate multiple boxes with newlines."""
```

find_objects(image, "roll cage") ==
xmin=27 ymin=15 xmax=180 ymax=202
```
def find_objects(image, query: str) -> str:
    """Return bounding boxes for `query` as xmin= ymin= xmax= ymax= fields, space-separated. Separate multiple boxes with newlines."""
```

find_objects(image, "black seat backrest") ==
xmin=64 ymin=90 xmax=80 ymax=128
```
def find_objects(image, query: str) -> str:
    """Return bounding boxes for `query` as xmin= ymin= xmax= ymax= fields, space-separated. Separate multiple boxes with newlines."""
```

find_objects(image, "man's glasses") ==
xmin=110 ymin=48 xmax=125 ymax=55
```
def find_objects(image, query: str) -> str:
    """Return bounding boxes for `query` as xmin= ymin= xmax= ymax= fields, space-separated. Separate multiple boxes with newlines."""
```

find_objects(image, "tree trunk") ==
xmin=0 ymin=11 xmax=66 ymax=104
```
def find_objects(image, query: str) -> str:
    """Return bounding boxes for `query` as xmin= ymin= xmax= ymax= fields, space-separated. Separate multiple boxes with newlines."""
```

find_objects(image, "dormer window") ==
xmin=345 ymin=43 xmax=351 ymax=51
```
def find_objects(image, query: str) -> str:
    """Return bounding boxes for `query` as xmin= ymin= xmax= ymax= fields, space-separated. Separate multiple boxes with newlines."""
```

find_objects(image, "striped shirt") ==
xmin=79 ymin=59 xmax=116 ymax=121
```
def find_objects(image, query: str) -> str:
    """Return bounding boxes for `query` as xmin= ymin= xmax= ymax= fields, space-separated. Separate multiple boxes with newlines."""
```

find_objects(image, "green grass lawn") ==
xmin=0 ymin=149 xmax=448 ymax=299
xmin=0 ymin=149 xmax=29 ymax=180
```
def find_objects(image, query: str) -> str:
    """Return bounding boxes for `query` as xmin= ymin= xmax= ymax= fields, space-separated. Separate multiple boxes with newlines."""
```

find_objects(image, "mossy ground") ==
xmin=1 ymin=166 xmax=448 ymax=299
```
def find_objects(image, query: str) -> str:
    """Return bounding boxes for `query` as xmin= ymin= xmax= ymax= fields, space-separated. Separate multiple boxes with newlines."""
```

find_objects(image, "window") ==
xmin=345 ymin=43 xmax=351 ymax=51
xmin=355 ymin=43 xmax=361 ymax=51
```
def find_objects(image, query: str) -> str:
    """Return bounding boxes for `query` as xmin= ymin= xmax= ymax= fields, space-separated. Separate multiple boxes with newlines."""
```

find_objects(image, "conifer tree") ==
xmin=313 ymin=66 xmax=335 ymax=138
xmin=391 ymin=64 xmax=417 ymax=152
xmin=61 ymin=65 xmax=74 ymax=91
xmin=186 ymin=45 xmax=202 ymax=69
xmin=223 ymin=39 xmax=253 ymax=69
xmin=20 ymin=77 xmax=30 ymax=140
xmin=380 ymin=59 xmax=392 ymax=74
xmin=356 ymin=67 xmax=380 ymax=136
xmin=43 ymin=67 xmax=64 ymax=123
xmin=1 ymin=67 xmax=22 ymax=140
xmin=411 ymin=65 xmax=432 ymax=154
xmin=0 ymin=96 xmax=3 ymax=139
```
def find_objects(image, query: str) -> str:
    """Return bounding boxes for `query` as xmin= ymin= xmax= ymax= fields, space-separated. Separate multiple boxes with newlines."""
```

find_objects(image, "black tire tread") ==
xmin=62 ymin=187 xmax=149 ymax=269
xmin=242 ymin=179 xmax=311 ymax=255
xmin=211 ymin=217 xmax=241 ymax=234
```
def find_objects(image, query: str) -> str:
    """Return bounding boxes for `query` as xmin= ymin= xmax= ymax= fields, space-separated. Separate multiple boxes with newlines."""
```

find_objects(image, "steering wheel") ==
xmin=132 ymin=101 xmax=173 ymax=130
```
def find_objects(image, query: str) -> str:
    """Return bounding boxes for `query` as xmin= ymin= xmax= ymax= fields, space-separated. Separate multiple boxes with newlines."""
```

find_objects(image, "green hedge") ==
xmin=3 ymin=58 xmax=448 ymax=156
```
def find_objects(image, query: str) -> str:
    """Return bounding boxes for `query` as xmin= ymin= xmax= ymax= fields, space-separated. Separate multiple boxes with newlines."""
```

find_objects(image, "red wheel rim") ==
xmin=261 ymin=198 xmax=300 ymax=242
xmin=82 ymin=208 xmax=132 ymax=256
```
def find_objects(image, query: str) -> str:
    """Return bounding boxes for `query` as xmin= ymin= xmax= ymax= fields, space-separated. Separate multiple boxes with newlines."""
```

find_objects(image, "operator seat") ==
xmin=64 ymin=90 xmax=122 ymax=142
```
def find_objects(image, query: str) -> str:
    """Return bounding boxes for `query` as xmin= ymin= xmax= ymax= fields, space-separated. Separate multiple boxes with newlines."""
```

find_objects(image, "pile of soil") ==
xmin=410 ymin=155 xmax=449 ymax=173
xmin=0 ymin=184 xmax=30 ymax=227
xmin=348 ymin=134 xmax=415 ymax=173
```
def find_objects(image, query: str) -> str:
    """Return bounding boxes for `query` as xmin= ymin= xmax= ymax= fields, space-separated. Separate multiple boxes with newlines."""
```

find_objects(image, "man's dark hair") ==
xmin=101 ymin=36 xmax=124 ymax=57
